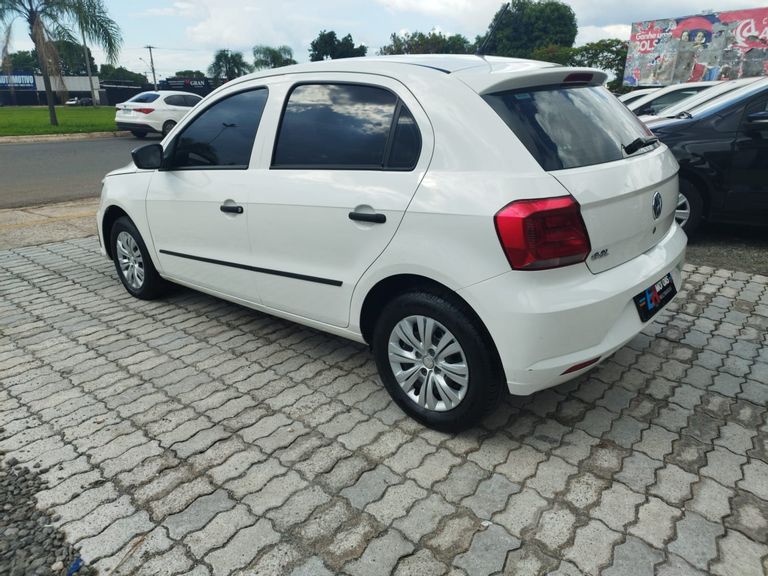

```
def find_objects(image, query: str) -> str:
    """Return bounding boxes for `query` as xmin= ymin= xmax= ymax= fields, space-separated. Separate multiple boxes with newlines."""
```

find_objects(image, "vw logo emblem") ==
xmin=652 ymin=191 xmax=663 ymax=220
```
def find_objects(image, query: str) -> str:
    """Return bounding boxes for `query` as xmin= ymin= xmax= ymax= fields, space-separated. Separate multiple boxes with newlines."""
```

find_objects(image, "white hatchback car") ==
xmin=115 ymin=90 xmax=202 ymax=138
xmin=98 ymin=55 xmax=687 ymax=431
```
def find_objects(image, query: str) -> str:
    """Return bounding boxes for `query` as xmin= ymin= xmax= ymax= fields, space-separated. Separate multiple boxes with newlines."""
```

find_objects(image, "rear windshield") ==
xmin=484 ymin=85 xmax=652 ymax=171
xmin=129 ymin=92 xmax=160 ymax=103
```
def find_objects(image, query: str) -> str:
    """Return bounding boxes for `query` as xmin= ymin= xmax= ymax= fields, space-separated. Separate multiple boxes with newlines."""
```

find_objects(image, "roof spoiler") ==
xmin=459 ymin=66 xmax=608 ymax=95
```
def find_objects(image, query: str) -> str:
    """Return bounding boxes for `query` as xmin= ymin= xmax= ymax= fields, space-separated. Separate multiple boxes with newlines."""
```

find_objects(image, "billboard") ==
xmin=0 ymin=73 xmax=36 ymax=90
xmin=624 ymin=8 xmax=768 ymax=86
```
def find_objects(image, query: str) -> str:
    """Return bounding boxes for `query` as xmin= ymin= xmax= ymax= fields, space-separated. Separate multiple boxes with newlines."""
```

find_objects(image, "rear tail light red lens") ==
xmin=494 ymin=196 xmax=591 ymax=270
xmin=134 ymin=108 xmax=154 ymax=114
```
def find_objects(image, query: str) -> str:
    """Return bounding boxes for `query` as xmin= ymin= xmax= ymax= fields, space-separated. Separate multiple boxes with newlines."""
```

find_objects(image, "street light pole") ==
xmin=145 ymin=45 xmax=158 ymax=90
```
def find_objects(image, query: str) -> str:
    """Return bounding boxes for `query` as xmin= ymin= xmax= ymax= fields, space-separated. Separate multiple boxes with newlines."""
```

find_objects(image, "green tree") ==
xmin=379 ymin=30 xmax=472 ymax=55
xmin=207 ymin=49 xmax=252 ymax=81
xmin=0 ymin=0 xmax=121 ymax=125
xmin=478 ymin=0 xmax=577 ymax=59
xmin=252 ymin=44 xmax=296 ymax=69
xmin=530 ymin=43 xmax=573 ymax=65
xmin=41 ymin=39 xmax=96 ymax=75
xmin=99 ymin=63 xmax=146 ymax=85
xmin=309 ymin=30 xmax=366 ymax=61
xmin=572 ymin=39 xmax=628 ymax=91
xmin=174 ymin=69 xmax=206 ymax=78
xmin=6 ymin=49 xmax=38 ymax=71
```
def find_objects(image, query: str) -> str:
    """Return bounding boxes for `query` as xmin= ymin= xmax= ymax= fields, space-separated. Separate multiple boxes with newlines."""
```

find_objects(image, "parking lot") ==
xmin=1 ymin=236 xmax=767 ymax=575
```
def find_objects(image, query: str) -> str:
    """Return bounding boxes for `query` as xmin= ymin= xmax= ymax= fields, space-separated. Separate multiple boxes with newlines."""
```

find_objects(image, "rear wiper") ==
xmin=675 ymin=111 xmax=692 ymax=119
xmin=623 ymin=136 xmax=659 ymax=155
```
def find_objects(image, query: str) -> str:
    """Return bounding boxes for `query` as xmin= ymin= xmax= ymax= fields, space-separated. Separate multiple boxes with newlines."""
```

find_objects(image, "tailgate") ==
xmin=551 ymin=147 xmax=679 ymax=273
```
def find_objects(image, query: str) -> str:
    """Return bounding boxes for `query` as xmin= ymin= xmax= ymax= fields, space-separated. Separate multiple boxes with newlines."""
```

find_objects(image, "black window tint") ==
xmin=184 ymin=95 xmax=202 ymax=107
xmin=273 ymin=84 xmax=398 ymax=167
xmin=387 ymin=106 xmax=421 ymax=169
xmin=484 ymin=86 xmax=652 ymax=171
xmin=164 ymin=95 xmax=186 ymax=106
xmin=129 ymin=92 xmax=160 ymax=103
xmin=170 ymin=89 xmax=268 ymax=169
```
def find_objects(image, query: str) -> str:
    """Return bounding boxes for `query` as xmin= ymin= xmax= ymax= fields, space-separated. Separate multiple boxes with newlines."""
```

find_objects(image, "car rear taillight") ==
xmin=494 ymin=196 xmax=591 ymax=270
xmin=134 ymin=108 xmax=154 ymax=114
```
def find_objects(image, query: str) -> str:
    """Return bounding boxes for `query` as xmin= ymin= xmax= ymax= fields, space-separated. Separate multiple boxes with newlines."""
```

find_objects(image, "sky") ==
xmin=4 ymin=0 xmax=768 ymax=79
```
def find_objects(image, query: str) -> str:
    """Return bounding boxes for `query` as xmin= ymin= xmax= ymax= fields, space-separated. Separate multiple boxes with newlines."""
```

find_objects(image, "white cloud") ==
xmin=575 ymin=24 xmax=631 ymax=46
xmin=376 ymin=0 xmax=499 ymax=32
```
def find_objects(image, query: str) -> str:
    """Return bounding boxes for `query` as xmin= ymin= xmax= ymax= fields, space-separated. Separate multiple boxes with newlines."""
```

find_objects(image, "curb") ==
xmin=0 ymin=131 xmax=133 ymax=144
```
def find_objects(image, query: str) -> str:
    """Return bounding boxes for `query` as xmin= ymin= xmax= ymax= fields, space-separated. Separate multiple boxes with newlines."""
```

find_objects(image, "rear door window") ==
xmin=184 ymin=95 xmax=202 ymax=107
xmin=272 ymin=83 xmax=420 ymax=170
xmin=164 ymin=95 xmax=186 ymax=106
xmin=484 ymin=85 xmax=653 ymax=171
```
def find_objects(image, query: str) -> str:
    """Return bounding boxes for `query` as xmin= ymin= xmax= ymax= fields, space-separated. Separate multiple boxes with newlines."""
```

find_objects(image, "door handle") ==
xmin=349 ymin=211 xmax=386 ymax=224
xmin=220 ymin=204 xmax=244 ymax=214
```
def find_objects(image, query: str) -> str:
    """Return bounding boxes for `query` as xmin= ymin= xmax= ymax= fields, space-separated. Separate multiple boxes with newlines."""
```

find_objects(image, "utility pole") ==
xmin=145 ymin=45 xmax=158 ymax=90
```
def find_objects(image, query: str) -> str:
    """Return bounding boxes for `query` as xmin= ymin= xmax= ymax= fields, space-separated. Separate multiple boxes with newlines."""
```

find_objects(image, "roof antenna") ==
xmin=477 ymin=2 xmax=510 ymax=57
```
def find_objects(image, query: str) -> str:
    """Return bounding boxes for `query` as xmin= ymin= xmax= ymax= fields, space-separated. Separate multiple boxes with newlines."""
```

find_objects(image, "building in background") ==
xmin=624 ymin=7 xmax=768 ymax=86
xmin=0 ymin=73 xmax=102 ymax=105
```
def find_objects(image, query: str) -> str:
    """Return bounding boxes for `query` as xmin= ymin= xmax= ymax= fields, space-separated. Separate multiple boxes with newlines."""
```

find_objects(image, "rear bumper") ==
xmin=116 ymin=121 xmax=159 ymax=134
xmin=459 ymin=223 xmax=687 ymax=395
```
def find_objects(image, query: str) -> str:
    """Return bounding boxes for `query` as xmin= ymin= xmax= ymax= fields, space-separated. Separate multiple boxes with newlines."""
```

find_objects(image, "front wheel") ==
xmin=131 ymin=130 xmax=147 ymax=139
xmin=110 ymin=216 xmax=167 ymax=300
xmin=372 ymin=291 xmax=503 ymax=432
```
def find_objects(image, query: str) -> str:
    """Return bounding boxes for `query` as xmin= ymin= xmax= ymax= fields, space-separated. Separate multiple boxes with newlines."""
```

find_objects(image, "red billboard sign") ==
xmin=624 ymin=8 xmax=768 ymax=86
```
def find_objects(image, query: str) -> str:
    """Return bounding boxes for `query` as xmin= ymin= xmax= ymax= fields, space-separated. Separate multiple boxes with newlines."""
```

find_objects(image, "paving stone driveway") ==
xmin=1 ymin=236 xmax=767 ymax=576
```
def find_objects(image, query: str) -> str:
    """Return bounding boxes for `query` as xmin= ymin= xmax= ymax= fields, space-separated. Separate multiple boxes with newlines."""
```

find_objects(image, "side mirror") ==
xmin=746 ymin=110 xmax=768 ymax=125
xmin=131 ymin=143 xmax=163 ymax=170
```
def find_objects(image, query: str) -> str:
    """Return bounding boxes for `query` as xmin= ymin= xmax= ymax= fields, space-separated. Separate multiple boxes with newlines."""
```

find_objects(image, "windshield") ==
xmin=484 ymin=85 xmax=652 ymax=171
xmin=656 ymin=79 xmax=760 ymax=118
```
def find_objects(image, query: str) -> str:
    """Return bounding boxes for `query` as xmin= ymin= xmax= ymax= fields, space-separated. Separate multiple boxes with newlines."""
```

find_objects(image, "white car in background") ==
xmin=626 ymin=81 xmax=719 ymax=116
xmin=98 ymin=55 xmax=686 ymax=430
xmin=618 ymin=87 xmax=660 ymax=105
xmin=638 ymin=77 xmax=765 ymax=123
xmin=115 ymin=90 xmax=202 ymax=138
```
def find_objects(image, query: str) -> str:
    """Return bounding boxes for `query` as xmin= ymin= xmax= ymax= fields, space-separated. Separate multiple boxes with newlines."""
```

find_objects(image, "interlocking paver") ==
xmin=2 ymin=240 xmax=766 ymax=576
xmin=603 ymin=535 xmax=664 ymax=576
xmin=563 ymin=520 xmax=622 ymax=576
xmin=668 ymin=512 xmax=725 ymax=570
xmin=453 ymin=524 xmax=520 ymax=575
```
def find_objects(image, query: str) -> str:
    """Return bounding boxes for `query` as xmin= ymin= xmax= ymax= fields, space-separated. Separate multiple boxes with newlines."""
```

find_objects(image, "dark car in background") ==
xmin=647 ymin=78 xmax=768 ymax=234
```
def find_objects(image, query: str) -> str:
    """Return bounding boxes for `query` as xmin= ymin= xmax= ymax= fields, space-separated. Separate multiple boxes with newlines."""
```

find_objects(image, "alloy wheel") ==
xmin=116 ymin=231 xmax=145 ymax=290
xmin=675 ymin=192 xmax=690 ymax=228
xmin=387 ymin=315 xmax=469 ymax=412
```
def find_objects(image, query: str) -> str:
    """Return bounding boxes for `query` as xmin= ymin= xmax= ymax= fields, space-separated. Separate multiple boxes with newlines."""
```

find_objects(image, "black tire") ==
xmin=131 ymin=131 xmax=147 ymax=139
xmin=110 ymin=216 xmax=166 ymax=300
xmin=372 ymin=291 xmax=503 ymax=432
xmin=162 ymin=121 xmax=176 ymax=136
xmin=678 ymin=179 xmax=704 ymax=236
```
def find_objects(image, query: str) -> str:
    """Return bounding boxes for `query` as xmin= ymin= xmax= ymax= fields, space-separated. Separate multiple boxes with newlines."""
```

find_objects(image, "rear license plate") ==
xmin=633 ymin=273 xmax=676 ymax=322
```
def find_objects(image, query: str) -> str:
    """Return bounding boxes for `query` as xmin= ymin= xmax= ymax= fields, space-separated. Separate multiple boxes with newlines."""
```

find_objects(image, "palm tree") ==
xmin=252 ymin=45 xmax=296 ymax=70
xmin=208 ymin=49 xmax=252 ymax=82
xmin=0 ymin=0 xmax=121 ymax=125
xmin=72 ymin=0 xmax=120 ymax=106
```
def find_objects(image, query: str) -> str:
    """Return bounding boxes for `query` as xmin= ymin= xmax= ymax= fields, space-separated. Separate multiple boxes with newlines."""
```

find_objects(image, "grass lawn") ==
xmin=0 ymin=106 xmax=117 ymax=137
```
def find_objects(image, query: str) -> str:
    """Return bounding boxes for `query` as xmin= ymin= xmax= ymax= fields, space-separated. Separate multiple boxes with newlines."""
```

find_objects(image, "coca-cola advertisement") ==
xmin=624 ymin=8 xmax=768 ymax=86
